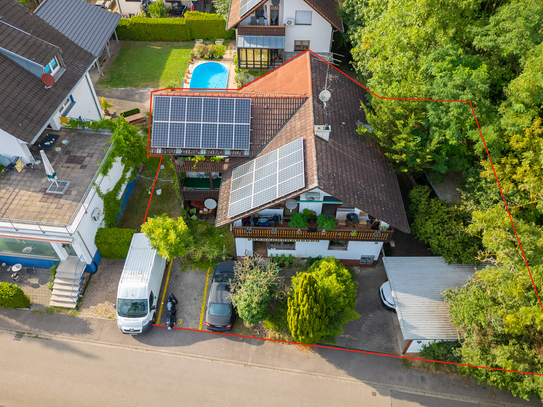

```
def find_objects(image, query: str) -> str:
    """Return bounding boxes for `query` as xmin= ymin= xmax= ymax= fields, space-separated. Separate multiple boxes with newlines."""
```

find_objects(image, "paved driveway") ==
xmin=157 ymin=259 xmax=211 ymax=329
xmin=336 ymin=261 xmax=400 ymax=355
xmin=79 ymin=259 xmax=124 ymax=319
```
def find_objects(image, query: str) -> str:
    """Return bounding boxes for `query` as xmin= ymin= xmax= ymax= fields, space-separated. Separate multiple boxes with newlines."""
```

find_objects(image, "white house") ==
xmin=383 ymin=257 xmax=479 ymax=354
xmin=0 ymin=0 xmax=130 ymax=308
xmin=148 ymin=51 xmax=409 ymax=266
xmin=0 ymin=0 xmax=120 ymax=165
xmin=227 ymin=0 xmax=343 ymax=69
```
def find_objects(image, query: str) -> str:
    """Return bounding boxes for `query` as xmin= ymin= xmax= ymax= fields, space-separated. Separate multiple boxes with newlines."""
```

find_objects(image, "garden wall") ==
xmin=117 ymin=12 xmax=235 ymax=42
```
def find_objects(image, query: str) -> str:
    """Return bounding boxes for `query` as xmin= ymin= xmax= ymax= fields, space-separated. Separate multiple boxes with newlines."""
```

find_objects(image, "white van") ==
xmin=116 ymin=233 xmax=166 ymax=335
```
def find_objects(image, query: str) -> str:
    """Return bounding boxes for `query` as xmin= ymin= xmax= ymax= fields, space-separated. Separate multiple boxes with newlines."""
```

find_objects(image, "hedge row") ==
xmin=117 ymin=12 xmax=235 ymax=42
xmin=95 ymin=228 xmax=137 ymax=259
xmin=0 ymin=282 xmax=30 ymax=308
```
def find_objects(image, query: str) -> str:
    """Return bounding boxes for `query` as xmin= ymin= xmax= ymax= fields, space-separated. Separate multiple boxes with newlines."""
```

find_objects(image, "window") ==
xmin=295 ymin=10 xmax=312 ymax=25
xmin=238 ymin=48 xmax=284 ymax=70
xmin=269 ymin=241 xmax=296 ymax=250
xmin=328 ymin=240 xmax=348 ymax=250
xmin=0 ymin=237 xmax=58 ymax=257
xmin=44 ymin=56 xmax=61 ymax=75
xmin=294 ymin=40 xmax=310 ymax=51
xmin=58 ymin=95 xmax=75 ymax=115
xmin=149 ymin=291 xmax=154 ymax=307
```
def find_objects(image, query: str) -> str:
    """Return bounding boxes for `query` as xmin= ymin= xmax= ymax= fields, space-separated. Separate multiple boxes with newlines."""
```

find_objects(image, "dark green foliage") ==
xmin=0 ymin=282 xmax=30 ymax=308
xmin=263 ymin=299 xmax=289 ymax=335
xmin=186 ymin=221 xmax=234 ymax=269
xmin=317 ymin=213 xmax=336 ymax=231
xmin=95 ymin=228 xmax=137 ymax=259
xmin=288 ymin=273 xmax=329 ymax=344
xmin=302 ymin=208 xmax=317 ymax=221
xmin=117 ymin=12 xmax=234 ymax=42
xmin=305 ymin=255 xmax=323 ymax=269
xmin=419 ymin=341 xmax=462 ymax=369
xmin=120 ymin=108 xmax=141 ymax=117
xmin=408 ymin=186 xmax=482 ymax=264
xmin=288 ymin=212 xmax=308 ymax=228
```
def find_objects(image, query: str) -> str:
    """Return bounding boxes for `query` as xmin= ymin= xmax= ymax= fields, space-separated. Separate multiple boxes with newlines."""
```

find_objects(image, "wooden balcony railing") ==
xmin=232 ymin=226 xmax=394 ymax=242
xmin=238 ymin=25 xmax=285 ymax=36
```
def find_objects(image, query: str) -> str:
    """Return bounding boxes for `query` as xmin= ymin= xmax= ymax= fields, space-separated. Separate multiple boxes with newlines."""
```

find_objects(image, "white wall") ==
xmin=0 ymin=128 xmax=33 ymax=165
xmin=237 ymin=0 xmax=333 ymax=53
xmin=117 ymin=0 xmax=143 ymax=15
xmin=67 ymin=73 xmax=102 ymax=121
xmin=405 ymin=339 xmax=455 ymax=354
xmin=72 ymin=158 xmax=128 ymax=264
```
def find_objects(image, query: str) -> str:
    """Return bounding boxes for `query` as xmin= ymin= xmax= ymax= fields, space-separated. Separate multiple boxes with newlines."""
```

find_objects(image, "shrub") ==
xmin=0 ymin=282 xmax=30 ymax=308
xmin=148 ymin=0 xmax=166 ymax=18
xmin=317 ymin=213 xmax=336 ymax=231
xmin=288 ymin=212 xmax=308 ymax=228
xmin=408 ymin=185 xmax=482 ymax=264
xmin=420 ymin=341 xmax=462 ymax=371
xmin=184 ymin=12 xmax=235 ymax=40
xmin=235 ymin=71 xmax=251 ymax=87
xmin=213 ymin=44 xmax=226 ymax=58
xmin=194 ymin=43 xmax=207 ymax=59
xmin=95 ymin=228 xmax=137 ymax=259
xmin=263 ymin=300 xmax=289 ymax=335
xmin=120 ymin=108 xmax=141 ymax=117
xmin=142 ymin=214 xmax=193 ymax=261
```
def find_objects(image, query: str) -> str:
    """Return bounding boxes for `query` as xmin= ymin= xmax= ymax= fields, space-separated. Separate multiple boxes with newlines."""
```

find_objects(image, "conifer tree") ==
xmin=287 ymin=273 xmax=329 ymax=344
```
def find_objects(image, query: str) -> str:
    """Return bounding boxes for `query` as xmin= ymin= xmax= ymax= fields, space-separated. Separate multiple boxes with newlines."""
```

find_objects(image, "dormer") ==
xmin=0 ymin=19 xmax=65 ymax=86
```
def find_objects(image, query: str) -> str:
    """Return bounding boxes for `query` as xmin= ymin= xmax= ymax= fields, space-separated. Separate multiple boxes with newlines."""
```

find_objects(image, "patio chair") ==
xmin=250 ymin=16 xmax=257 ymax=25
xmin=337 ymin=211 xmax=347 ymax=227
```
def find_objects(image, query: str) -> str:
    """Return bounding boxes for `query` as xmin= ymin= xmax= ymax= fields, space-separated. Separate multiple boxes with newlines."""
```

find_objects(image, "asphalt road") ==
xmin=0 ymin=310 xmax=541 ymax=406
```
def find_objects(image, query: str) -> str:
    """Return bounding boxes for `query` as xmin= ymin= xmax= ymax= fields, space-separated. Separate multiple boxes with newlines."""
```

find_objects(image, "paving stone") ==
xmin=0 ymin=266 xmax=52 ymax=310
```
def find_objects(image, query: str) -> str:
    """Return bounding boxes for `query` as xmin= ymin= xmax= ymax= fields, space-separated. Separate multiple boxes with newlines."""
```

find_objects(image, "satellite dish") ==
xmin=41 ymin=73 xmax=55 ymax=87
xmin=319 ymin=89 xmax=331 ymax=103
xmin=285 ymin=199 xmax=297 ymax=210
xmin=271 ymin=0 xmax=279 ymax=5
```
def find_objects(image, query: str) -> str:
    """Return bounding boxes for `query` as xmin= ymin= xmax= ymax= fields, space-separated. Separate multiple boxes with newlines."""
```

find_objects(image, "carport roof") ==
xmin=383 ymin=257 xmax=478 ymax=341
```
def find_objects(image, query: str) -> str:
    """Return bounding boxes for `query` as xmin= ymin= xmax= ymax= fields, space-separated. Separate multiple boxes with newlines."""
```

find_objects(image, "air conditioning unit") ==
xmin=285 ymin=18 xmax=295 ymax=26
xmin=305 ymin=192 xmax=321 ymax=201
xmin=91 ymin=207 xmax=102 ymax=222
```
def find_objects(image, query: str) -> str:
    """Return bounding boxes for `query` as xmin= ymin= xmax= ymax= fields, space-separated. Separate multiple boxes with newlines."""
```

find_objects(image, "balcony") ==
xmin=232 ymin=224 xmax=394 ymax=242
xmin=238 ymin=25 xmax=285 ymax=36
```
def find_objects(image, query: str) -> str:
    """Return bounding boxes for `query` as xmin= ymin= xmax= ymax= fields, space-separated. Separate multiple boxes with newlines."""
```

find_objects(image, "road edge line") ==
xmin=157 ymin=260 xmax=173 ymax=324
xmin=198 ymin=267 xmax=211 ymax=330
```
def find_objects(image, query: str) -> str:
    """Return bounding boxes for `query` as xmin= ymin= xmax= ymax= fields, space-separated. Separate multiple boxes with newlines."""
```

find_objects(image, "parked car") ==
xmin=205 ymin=261 xmax=236 ymax=331
xmin=379 ymin=281 xmax=396 ymax=311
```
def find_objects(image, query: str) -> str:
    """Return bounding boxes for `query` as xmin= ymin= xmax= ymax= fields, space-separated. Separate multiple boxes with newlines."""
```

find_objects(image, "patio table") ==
xmin=38 ymin=134 xmax=59 ymax=150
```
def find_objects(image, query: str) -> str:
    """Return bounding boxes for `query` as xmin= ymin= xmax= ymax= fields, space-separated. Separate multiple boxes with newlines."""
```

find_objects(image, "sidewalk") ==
xmin=0 ymin=308 xmax=540 ymax=407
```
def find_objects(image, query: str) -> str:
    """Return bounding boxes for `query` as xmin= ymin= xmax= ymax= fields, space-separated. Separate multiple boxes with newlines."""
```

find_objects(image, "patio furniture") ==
xmin=346 ymin=212 xmax=359 ymax=224
xmin=337 ymin=211 xmax=347 ymax=227
xmin=124 ymin=113 xmax=146 ymax=125
xmin=250 ymin=16 xmax=257 ymax=25
xmin=2 ymin=156 xmax=22 ymax=173
xmin=38 ymin=133 xmax=60 ymax=150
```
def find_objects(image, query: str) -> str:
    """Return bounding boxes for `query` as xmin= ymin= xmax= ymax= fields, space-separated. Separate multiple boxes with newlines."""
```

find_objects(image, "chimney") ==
xmin=314 ymin=124 xmax=331 ymax=142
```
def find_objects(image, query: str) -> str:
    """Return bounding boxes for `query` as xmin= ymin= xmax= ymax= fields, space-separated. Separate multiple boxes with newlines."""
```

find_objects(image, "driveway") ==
xmin=336 ymin=261 xmax=400 ymax=354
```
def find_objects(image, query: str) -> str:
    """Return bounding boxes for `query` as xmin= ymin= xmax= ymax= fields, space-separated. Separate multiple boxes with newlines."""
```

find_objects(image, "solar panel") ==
xmin=151 ymin=96 xmax=251 ymax=151
xmin=228 ymin=137 xmax=305 ymax=218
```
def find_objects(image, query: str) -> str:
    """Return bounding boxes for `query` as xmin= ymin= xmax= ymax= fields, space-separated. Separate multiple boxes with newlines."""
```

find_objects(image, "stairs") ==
xmin=49 ymin=256 xmax=86 ymax=309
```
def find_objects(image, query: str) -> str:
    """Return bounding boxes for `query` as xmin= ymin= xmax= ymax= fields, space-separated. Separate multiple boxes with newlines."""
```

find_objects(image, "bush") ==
xmin=317 ymin=213 xmax=336 ymax=231
xmin=288 ymin=212 xmax=308 ymax=228
xmin=95 ymin=228 xmax=137 ymax=259
xmin=0 ymin=282 xmax=30 ymax=308
xmin=148 ymin=0 xmax=166 ymax=18
xmin=213 ymin=44 xmax=226 ymax=58
xmin=235 ymin=71 xmax=252 ymax=87
xmin=408 ymin=185 xmax=482 ymax=264
xmin=419 ymin=341 xmax=462 ymax=371
xmin=120 ymin=108 xmax=141 ymax=117
xmin=117 ymin=12 xmax=234 ymax=41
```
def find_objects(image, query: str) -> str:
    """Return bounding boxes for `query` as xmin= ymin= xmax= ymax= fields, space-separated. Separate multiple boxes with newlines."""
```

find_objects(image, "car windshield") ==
xmin=214 ymin=274 xmax=235 ymax=283
xmin=117 ymin=299 xmax=148 ymax=318
xmin=209 ymin=303 xmax=231 ymax=317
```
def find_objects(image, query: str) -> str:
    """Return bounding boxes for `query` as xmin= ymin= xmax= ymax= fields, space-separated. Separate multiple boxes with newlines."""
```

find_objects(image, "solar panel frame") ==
xmin=228 ymin=137 xmax=305 ymax=218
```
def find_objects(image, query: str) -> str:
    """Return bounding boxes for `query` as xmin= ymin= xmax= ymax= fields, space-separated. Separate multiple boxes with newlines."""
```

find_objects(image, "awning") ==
xmin=237 ymin=35 xmax=285 ymax=49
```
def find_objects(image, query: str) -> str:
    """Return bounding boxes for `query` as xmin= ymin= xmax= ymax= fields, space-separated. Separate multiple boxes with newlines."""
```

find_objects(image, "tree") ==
xmin=408 ymin=186 xmax=482 ymax=264
xmin=308 ymin=258 xmax=360 ymax=343
xmin=141 ymin=214 xmax=192 ymax=261
xmin=212 ymin=0 xmax=230 ymax=21
xmin=287 ymin=273 xmax=329 ymax=344
xmin=230 ymin=256 xmax=282 ymax=325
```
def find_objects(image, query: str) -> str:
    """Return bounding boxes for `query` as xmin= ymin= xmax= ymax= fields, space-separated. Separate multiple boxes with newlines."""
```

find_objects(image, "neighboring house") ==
xmin=227 ymin=0 xmax=343 ymax=69
xmin=149 ymin=51 xmax=409 ymax=266
xmin=383 ymin=257 xmax=478 ymax=354
xmin=35 ymin=0 xmax=121 ymax=75
xmin=0 ymin=0 xmax=130 ymax=308
xmin=0 ymin=0 xmax=108 ymax=164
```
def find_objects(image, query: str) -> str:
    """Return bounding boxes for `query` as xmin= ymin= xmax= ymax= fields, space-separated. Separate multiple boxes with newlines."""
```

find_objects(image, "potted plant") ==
xmin=287 ymin=254 xmax=294 ymax=265
xmin=293 ymin=262 xmax=299 ymax=269
xmin=100 ymin=97 xmax=112 ymax=116
xmin=351 ymin=231 xmax=358 ymax=236
xmin=280 ymin=254 xmax=286 ymax=267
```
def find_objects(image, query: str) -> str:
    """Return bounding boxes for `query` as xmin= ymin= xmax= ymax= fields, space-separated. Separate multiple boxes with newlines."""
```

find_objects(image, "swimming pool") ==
xmin=189 ymin=62 xmax=229 ymax=90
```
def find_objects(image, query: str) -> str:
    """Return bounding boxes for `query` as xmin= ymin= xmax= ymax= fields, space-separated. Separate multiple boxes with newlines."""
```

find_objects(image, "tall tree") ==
xmin=141 ymin=214 xmax=192 ymax=261
xmin=288 ymin=273 xmax=329 ymax=344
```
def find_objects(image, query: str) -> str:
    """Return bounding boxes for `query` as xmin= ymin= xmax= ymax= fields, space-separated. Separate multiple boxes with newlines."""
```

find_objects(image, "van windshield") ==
xmin=117 ymin=299 xmax=148 ymax=318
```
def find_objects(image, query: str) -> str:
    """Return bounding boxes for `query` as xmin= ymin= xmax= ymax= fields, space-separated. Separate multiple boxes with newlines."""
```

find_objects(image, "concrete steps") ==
xmin=49 ymin=256 xmax=85 ymax=309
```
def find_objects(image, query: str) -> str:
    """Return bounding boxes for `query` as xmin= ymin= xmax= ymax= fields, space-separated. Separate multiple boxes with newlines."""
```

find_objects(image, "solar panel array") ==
xmin=151 ymin=96 xmax=251 ymax=151
xmin=228 ymin=137 xmax=305 ymax=218
xmin=239 ymin=0 xmax=260 ymax=17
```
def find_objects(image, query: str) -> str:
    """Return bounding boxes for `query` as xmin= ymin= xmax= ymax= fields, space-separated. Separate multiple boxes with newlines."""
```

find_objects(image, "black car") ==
xmin=205 ymin=261 xmax=236 ymax=331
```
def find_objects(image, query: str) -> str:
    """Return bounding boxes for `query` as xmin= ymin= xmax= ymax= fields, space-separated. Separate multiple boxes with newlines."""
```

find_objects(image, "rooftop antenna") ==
xmin=319 ymin=60 xmax=332 ymax=109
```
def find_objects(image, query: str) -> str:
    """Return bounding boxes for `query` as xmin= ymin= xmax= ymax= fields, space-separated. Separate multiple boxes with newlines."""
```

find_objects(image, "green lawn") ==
xmin=97 ymin=42 xmax=193 ymax=88
xmin=119 ymin=157 xmax=182 ymax=231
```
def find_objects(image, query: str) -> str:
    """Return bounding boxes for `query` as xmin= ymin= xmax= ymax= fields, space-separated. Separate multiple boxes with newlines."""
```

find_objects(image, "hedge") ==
xmin=0 ymin=282 xmax=30 ymax=308
xmin=95 ymin=228 xmax=137 ymax=259
xmin=120 ymin=108 xmax=140 ymax=117
xmin=117 ymin=12 xmax=234 ymax=42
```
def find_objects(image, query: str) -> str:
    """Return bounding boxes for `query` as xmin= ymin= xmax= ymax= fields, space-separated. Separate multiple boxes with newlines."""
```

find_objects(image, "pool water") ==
xmin=189 ymin=62 xmax=229 ymax=90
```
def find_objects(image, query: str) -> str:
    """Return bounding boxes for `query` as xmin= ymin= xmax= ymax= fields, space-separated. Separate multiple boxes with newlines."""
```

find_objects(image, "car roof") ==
xmin=209 ymin=282 xmax=232 ymax=304
xmin=213 ymin=261 xmax=235 ymax=277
